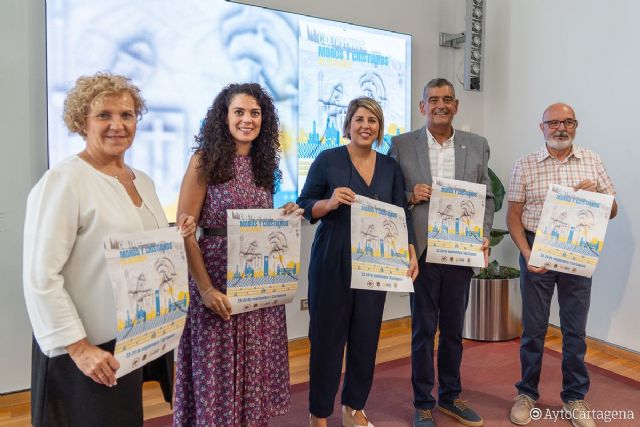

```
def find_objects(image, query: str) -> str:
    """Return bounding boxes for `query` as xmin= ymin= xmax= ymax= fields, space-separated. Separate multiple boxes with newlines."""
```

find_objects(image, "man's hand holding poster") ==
xmin=426 ymin=177 xmax=487 ymax=268
xmin=529 ymin=184 xmax=614 ymax=277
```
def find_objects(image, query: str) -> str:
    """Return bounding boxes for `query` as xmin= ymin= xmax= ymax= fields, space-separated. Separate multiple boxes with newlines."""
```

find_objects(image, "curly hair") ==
xmin=342 ymin=96 xmax=385 ymax=147
xmin=195 ymin=83 xmax=281 ymax=194
xmin=63 ymin=72 xmax=147 ymax=137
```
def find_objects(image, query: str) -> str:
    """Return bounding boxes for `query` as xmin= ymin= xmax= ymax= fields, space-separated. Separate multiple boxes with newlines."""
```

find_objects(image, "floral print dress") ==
xmin=173 ymin=155 xmax=291 ymax=426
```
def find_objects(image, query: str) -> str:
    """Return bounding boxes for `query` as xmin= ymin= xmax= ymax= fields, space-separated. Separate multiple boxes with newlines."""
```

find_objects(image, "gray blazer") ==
xmin=389 ymin=126 xmax=494 ymax=257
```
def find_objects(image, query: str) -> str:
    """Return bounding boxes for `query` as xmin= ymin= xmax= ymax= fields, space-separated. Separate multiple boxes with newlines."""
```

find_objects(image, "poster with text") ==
xmin=297 ymin=19 xmax=411 ymax=191
xmin=426 ymin=177 xmax=486 ymax=267
xmin=529 ymin=184 xmax=614 ymax=277
xmin=226 ymin=209 xmax=301 ymax=314
xmin=350 ymin=195 xmax=414 ymax=293
xmin=104 ymin=227 xmax=189 ymax=378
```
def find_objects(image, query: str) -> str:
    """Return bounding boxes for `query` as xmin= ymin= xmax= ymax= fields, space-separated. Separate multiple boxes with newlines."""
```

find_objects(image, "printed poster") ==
xmin=426 ymin=177 xmax=487 ymax=267
xmin=350 ymin=195 xmax=414 ymax=293
xmin=226 ymin=209 xmax=301 ymax=314
xmin=297 ymin=19 xmax=411 ymax=191
xmin=529 ymin=184 xmax=614 ymax=277
xmin=104 ymin=227 xmax=189 ymax=378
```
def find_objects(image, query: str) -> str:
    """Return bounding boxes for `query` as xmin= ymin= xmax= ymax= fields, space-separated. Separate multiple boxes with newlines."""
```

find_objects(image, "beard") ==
xmin=546 ymin=131 xmax=573 ymax=150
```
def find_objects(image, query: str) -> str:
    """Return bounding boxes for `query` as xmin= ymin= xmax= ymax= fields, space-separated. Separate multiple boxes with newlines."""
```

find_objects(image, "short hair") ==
xmin=422 ymin=78 xmax=456 ymax=100
xmin=342 ymin=97 xmax=385 ymax=147
xmin=63 ymin=72 xmax=147 ymax=137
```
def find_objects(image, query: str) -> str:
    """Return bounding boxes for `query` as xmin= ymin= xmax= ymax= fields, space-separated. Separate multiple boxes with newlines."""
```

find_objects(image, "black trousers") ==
xmin=411 ymin=253 xmax=473 ymax=410
xmin=31 ymin=338 xmax=144 ymax=427
xmin=308 ymin=285 xmax=387 ymax=417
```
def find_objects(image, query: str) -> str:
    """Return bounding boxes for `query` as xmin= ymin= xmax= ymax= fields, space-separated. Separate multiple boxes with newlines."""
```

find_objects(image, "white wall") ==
xmin=0 ymin=0 xmax=47 ymax=393
xmin=484 ymin=0 xmax=640 ymax=352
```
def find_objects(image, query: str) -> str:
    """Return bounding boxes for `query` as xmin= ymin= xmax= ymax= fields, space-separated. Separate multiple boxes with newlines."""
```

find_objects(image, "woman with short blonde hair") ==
xmin=24 ymin=72 xmax=194 ymax=427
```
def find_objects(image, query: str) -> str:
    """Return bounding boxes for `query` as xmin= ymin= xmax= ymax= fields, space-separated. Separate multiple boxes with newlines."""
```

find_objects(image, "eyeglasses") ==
xmin=87 ymin=111 xmax=138 ymax=124
xmin=543 ymin=119 xmax=578 ymax=129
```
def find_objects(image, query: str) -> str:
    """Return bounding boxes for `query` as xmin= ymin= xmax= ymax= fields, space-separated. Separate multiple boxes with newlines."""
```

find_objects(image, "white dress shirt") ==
xmin=426 ymin=127 xmax=456 ymax=179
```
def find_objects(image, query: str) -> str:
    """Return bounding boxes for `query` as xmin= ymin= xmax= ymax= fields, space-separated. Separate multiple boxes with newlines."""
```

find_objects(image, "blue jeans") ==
xmin=516 ymin=233 xmax=591 ymax=402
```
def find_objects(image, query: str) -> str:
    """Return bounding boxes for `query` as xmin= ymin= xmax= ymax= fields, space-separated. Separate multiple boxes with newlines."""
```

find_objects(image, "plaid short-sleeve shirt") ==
xmin=508 ymin=144 xmax=616 ymax=232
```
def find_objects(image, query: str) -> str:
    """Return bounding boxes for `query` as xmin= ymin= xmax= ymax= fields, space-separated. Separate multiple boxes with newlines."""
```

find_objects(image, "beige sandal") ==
xmin=342 ymin=405 xmax=374 ymax=427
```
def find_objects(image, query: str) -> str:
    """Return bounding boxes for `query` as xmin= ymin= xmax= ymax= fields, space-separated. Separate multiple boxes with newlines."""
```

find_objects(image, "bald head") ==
xmin=542 ymin=103 xmax=575 ymax=121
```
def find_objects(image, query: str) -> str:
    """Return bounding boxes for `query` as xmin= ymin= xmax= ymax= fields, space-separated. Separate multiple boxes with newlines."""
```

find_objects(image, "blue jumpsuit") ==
xmin=297 ymin=145 xmax=415 ymax=417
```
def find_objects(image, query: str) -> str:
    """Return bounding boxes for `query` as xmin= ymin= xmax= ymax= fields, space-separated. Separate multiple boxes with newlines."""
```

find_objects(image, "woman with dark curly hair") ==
xmin=173 ymin=83 xmax=300 ymax=426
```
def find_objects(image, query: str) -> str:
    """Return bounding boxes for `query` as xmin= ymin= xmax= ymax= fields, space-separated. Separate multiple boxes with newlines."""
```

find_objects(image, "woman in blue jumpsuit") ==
xmin=298 ymin=97 xmax=418 ymax=427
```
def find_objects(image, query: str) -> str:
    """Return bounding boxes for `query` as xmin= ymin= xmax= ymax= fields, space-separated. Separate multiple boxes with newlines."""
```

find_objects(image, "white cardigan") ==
xmin=23 ymin=156 xmax=169 ymax=356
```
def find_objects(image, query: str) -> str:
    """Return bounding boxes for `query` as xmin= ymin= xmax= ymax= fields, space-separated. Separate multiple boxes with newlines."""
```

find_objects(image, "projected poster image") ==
xmin=46 ymin=0 xmax=411 ymax=220
xmin=297 ymin=20 xmax=411 ymax=190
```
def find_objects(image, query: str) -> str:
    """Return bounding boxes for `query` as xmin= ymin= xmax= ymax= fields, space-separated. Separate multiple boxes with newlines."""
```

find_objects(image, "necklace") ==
xmin=79 ymin=150 xmax=127 ymax=180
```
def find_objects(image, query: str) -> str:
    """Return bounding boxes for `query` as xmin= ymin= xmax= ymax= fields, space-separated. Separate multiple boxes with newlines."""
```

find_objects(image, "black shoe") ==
xmin=437 ymin=399 xmax=483 ymax=426
xmin=413 ymin=408 xmax=436 ymax=427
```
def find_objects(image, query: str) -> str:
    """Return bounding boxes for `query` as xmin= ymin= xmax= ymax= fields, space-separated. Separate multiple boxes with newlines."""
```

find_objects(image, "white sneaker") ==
xmin=342 ymin=405 xmax=374 ymax=427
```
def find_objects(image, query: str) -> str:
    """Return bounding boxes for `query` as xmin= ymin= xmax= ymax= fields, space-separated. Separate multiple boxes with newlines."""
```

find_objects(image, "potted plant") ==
xmin=463 ymin=169 xmax=522 ymax=341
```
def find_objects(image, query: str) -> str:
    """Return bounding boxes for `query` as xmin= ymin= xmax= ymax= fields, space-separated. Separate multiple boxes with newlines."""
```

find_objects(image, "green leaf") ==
xmin=489 ymin=228 xmax=509 ymax=248
xmin=491 ymin=229 xmax=510 ymax=237
xmin=473 ymin=260 xmax=521 ymax=279
xmin=489 ymin=168 xmax=506 ymax=213
xmin=470 ymin=170 xmax=520 ymax=279
xmin=490 ymin=234 xmax=506 ymax=247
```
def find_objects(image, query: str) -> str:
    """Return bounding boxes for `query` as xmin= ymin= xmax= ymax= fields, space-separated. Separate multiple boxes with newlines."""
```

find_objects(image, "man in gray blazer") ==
xmin=389 ymin=78 xmax=494 ymax=427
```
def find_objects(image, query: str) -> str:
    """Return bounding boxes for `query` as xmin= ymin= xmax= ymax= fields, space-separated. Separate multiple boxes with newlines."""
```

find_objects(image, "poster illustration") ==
xmin=350 ymin=195 xmax=414 ymax=293
xmin=226 ymin=209 xmax=301 ymax=314
xmin=104 ymin=227 xmax=189 ymax=378
xmin=529 ymin=184 xmax=614 ymax=277
xmin=297 ymin=19 xmax=411 ymax=191
xmin=426 ymin=177 xmax=487 ymax=268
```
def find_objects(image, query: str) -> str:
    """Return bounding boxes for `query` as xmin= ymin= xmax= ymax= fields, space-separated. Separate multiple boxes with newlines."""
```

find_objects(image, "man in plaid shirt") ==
xmin=506 ymin=103 xmax=618 ymax=427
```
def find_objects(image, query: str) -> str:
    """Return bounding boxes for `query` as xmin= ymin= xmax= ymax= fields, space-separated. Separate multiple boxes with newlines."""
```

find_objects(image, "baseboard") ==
xmin=547 ymin=324 xmax=640 ymax=362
